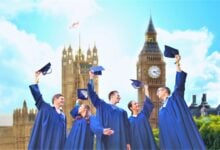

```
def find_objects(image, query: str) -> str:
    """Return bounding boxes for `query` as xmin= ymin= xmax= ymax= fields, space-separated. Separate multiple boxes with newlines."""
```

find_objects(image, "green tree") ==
xmin=195 ymin=115 xmax=220 ymax=150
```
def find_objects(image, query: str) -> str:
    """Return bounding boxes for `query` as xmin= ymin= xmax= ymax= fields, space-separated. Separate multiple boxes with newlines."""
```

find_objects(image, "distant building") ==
xmin=62 ymin=44 xmax=99 ymax=130
xmin=137 ymin=17 xmax=166 ymax=128
xmin=0 ymin=101 xmax=36 ymax=150
xmin=189 ymin=93 xmax=220 ymax=117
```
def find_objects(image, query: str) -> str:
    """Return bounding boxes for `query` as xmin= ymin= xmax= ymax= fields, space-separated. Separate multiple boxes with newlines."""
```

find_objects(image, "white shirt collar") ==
xmin=161 ymin=97 xmax=170 ymax=109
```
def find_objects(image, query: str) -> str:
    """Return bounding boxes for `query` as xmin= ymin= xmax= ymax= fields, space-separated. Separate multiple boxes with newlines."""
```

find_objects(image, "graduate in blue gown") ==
xmin=64 ymin=100 xmax=114 ymax=150
xmin=28 ymin=72 xmax=66 ymax=150
xmin=87 ymin=71 xmax=131 ymax=150
xmin=128 ymin=84 xmax=158 ymax=150
xmin=158 ymin=55 xmax=205 ymax=150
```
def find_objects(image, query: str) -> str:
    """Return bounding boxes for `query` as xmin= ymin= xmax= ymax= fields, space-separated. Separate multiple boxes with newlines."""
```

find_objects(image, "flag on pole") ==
xmin=69 ymin=21 xmax=79 ymax=29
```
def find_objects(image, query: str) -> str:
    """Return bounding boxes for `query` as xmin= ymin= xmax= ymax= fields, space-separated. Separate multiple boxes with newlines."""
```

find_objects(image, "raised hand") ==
xmin=144 ymin=84 xmax=149 ymax=97
xmin=89 ymin=71 xmax=95 ymax=79
xmin=35 ymin=71 xmax=41 ymax=84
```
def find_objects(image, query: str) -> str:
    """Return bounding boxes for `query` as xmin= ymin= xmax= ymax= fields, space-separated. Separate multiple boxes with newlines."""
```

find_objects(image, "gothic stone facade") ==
xmin=62 ymin=45 xmax=99 ymax=130
xmin=0 ymin=101 xmax=36 ymax=150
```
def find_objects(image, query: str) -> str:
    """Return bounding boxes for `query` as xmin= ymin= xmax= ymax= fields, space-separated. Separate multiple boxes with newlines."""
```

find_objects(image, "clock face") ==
xmin=148 ymin=65 xmax=161 ymax=78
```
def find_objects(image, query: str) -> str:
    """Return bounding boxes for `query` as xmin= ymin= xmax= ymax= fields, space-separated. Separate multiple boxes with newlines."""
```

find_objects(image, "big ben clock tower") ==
xmin=137 ymin=17 xmax=166 ymax=128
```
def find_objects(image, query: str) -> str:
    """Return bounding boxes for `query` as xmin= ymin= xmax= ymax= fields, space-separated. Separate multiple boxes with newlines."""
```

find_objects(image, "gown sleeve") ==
xmin=173 ymin=71 xmax=187 ymax=97
xmin=87 ymin=79 xmax=105 ymax=108
xmin=89 ymin=116 xmax=104 ymax=139
xmin=29 ymin=84 xmax=49 ymax=110
xmin=141 ymin=96 xmax=154 ymax=119
xmin=70 ymin=104 xmax=80 ymax=118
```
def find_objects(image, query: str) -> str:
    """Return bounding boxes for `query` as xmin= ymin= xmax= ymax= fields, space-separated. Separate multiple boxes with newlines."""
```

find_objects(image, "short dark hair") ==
xmin=52 ymin=93 xmax=63 ymax=104
xmin=128 ymin=101 xmax=133 ymax=112
xmin=161 ymin=86 xmax=171 ymax=95
xmin=108 ymin=90 xmax=118 ymax=100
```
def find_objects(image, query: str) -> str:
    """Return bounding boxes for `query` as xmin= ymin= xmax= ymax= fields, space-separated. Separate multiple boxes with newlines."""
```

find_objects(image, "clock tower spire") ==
xmin=137 ymin=17 xmax=166 ymax=128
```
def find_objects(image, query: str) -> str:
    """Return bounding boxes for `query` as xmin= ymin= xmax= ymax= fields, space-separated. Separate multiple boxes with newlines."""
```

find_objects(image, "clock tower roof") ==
xmin=146 ymin=16 xmax=156 ymax=35
xmin=141 ymin=17 xmax=161 ymax=53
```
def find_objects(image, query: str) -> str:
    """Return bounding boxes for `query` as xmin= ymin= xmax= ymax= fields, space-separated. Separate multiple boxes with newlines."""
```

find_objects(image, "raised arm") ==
xmin=174 ymin=55 xmax=187 ymax=97
xmin=87 ymin=71 xmax=104 ymax=108
xmin=29 ymin=72 xmax=50 ymax=110
xmin=70 ymin=100 xmax=80 ymax=118
xmin=141 ymin=85 xmax=154 ymax=118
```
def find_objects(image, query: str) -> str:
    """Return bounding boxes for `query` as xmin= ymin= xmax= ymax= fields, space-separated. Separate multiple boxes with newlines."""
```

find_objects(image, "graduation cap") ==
xmin=164 ymin=45 xmax=179 ymax=58
xmin=90 ymin=66 xmax=105 ymax=75
xmin=37 ymin=62 xmax=52 ymax=75
xmin=130 ymin=79 xmax=144 ymax=89
xmin=77 ymin=89 xmax=88 ymax=100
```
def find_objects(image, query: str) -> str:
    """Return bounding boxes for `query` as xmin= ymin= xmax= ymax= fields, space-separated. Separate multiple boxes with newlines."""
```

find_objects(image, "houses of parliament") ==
xmin=0 ymin=18 xmax=218 ymax=149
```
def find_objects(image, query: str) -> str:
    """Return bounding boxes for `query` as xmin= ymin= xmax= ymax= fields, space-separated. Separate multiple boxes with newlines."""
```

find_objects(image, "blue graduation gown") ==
xmin=159 ymin=71 xmax=206 ymax=150
xmin=87 ymin=80 xmax=130 ymax=150
xmin=128 ymin=96 xmax=158 ymax=150
xmin=28 ymin=84 xmax=66 ymax=150
xmin=64 ymin=105 xmax=103 ymax=150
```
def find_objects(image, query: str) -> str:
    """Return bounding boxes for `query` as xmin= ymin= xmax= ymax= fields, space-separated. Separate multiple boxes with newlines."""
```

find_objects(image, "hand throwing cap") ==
xmin=130 ymin=79 xmax=144 ymax=89
xmin=37 ymin=62 xmax=52 ymax=75
xmin=77 ymin=89 xmax=88 ymax=100
xmin=164 ymin=45 xmax=179 ymax=58
xmin=90 ymin=66 xmax=105 ymax=75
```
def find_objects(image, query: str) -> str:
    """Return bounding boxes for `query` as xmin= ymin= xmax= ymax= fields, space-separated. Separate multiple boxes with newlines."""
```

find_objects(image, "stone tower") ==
xmin=13 ymin=100 xmax=36 ymax=150
xmin=137 ymin=17 xmax=166 ymax=128
xmin=62 ymin=44 xmax=99 ymax=130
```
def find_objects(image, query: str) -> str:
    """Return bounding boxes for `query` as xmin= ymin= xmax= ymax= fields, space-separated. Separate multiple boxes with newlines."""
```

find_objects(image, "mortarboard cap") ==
xmin=130 ymin=79 xmax=144 ymax=89
xmin=164 ymin=45 xmax=179 ymax=58
xmin=37 ymin=62 xmax=52 ymax=75
xmin=77 ymin=89 xmax=88 ymax=100
xmin=90 ymin=66 xmax=105 ymax=75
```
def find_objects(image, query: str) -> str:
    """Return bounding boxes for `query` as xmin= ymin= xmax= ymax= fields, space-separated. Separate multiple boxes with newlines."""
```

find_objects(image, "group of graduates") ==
xmin=28 ymin=51 xmax=206 ymax=150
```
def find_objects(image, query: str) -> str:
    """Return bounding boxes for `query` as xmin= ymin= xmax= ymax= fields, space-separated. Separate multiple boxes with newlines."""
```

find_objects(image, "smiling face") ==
xmin=128 ymin=100 xmax=140 ymax=114
xmin=131 ymin=101 xmax=140 ymax=112
xmin=53 ymin=94 xmax=65 ymax=108
xmin=157 ymin=87 xmax=170 ymax=101
xmin=109 ymin=91 xmax=121 ymax=104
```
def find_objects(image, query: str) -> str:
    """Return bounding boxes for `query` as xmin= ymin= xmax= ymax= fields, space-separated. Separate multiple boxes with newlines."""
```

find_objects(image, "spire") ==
xmin=141 ymin=16 xmax=160 ymax=53
xmin=87 ymin=46 xmax=91 ymax=55
xmin=93 ymin=42 xmax=97 ymax=52
xmin=62 ymin=46 xmax=66 ymax=54
xmin=68 ymin=45 xmax=72 ymax=52
xmin=92 ymin=42 xmax=98 ymax=65
xmin=146 ymin=16 xmax=156 ymax=35
xmin=78 ymin=33 xmax=81 ymax=50
xmin=23 ymin=100 xmax=27 ymax=109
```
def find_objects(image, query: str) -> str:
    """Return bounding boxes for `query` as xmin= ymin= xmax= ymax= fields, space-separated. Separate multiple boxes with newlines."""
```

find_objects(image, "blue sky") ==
xmin=0 ymin=0 xmax=220 ymax=125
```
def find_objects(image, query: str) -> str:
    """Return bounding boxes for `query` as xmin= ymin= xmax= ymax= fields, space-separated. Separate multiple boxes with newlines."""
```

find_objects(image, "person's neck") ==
xmin=81 ymin=112 xmax=87 ymax=118
xmin=162 ymin=96 xmax=169 ymax=102
xmin=132 ymin=111 xmax=138 ymax=116
xmin=54 ymin=104 xmax=61 ymax=113
xmin=110 ymin=100 xmax=116 ymax=105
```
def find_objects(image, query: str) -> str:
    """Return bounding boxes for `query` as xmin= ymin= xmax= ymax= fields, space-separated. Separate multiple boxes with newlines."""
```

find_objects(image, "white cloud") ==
xmin=0 ymin=19 xmax=62 ymax=116
xmin=62 ymin=25 xmax=220 ymax=111
xmin=38 ymin=0 xmax=101 ymax=22
xmin=157 ymin=27 xmax=220 ymax=106
xmin=0 ymin=0 xmax=100 ymax=23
